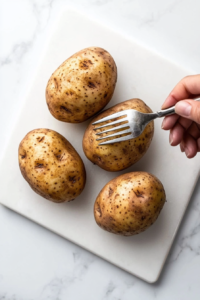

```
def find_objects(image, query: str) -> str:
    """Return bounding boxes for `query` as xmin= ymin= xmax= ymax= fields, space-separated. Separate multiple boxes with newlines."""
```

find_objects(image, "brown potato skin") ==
xmin=94 ymin=172 xmax=166 ymax=236
xmin=18 ymin=129 xmax=86 ymax=203
xmin=83 ymin=99 xmax=154 ymax=172
xmin=46 ymin=47 xmax=117 ymax=123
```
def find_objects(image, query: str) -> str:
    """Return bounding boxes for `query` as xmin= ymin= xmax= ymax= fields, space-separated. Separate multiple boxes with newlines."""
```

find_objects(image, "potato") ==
xmin=46 ymin=47 xmax=117 ymax=123
xmin=94 ymin=172 xmax=166 ymax=236
xmin=83 ymin=99 xmax=154 ymax=172
xmin=18 ymin=129 xmax=86 ymax=203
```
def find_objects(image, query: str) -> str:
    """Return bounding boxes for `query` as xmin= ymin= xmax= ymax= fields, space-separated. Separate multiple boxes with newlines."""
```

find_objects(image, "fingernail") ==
xmin=185 ymin=148 xmax=190 ymax=157
xmin=180 ymin=144 xmax=185 ymax=152
xmin=161 ymin=119 xmax=166 ymax=129
xmin=169 ymin=133 xmax=173 ymax=145
xmin=175 ymin=101 xmax=191 ymax=117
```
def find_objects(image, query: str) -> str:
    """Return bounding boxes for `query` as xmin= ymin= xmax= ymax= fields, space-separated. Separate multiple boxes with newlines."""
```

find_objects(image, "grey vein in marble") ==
xmin=139 ymin=0 xmax=183 ymax=27
xmin=169 ymin=201 xmax=200 ymax=263
xmin=41 ymin=251 xmax=95 ymax=299
xmin=0 ymin=0 xmax=54 ymax=67
xmin=104 ymin=281 xmax=116 ymax=298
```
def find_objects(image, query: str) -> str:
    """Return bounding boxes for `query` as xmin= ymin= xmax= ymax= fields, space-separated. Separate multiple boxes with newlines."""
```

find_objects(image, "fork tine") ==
xmin=92 ymin=110 xmax=129 ymax=125
xmin=95 ymin=124 xmax=130 ymax=135
xmin=96 ymin=129 xmax=132 ymax=141
xmin=93 ymin=118 xmax=128 ymax=130
xmin=99 ymin=134 xmax=135 ymax=145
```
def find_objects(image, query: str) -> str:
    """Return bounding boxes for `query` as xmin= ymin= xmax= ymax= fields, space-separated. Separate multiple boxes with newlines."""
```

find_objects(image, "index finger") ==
xmin=162 ymin=74 xmax=200 ymax=109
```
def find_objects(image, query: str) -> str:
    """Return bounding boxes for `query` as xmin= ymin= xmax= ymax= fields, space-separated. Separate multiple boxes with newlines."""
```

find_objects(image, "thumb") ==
xmin=175 ymin=100 xmax=200 ymax=124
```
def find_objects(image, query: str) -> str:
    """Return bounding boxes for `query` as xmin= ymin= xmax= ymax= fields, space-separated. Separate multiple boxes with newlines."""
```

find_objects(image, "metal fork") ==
xmin=93 ymin=97 xmax=200 ymax=145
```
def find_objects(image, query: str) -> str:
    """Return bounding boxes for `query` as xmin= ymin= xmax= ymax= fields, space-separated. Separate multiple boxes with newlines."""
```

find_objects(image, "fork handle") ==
xmin=156 ymin=96 xmax=200 ymax=118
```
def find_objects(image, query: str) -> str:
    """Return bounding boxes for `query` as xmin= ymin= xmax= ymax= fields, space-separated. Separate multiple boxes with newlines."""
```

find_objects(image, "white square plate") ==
xmin=0 ymin=9 xmax=199 ymax=283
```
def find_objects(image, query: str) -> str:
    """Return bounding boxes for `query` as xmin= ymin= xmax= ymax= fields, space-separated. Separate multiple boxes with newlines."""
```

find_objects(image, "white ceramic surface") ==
xmin=0 ymin=9 xmax=199 ymax=284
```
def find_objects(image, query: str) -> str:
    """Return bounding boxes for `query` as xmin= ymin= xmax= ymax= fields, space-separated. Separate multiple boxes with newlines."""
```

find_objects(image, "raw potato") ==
xmin=94 ymin=172 xmax=166 ymax=236
xmin=83 ymin=99 xmax=154 ymax=172
xmin=18 ymin=129 xmax=86 ymax=203
xmin=46 ymin=47 xmax=117 ymax=123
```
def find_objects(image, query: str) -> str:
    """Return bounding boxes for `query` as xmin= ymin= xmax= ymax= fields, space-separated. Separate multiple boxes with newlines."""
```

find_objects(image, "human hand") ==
xmin=161 ymin=74 xmax=200 ymax=158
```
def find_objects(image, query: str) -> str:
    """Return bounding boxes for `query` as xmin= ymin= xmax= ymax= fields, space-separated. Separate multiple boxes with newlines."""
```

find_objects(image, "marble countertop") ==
xmin=0 ymin=0 xmax=200 ymax=299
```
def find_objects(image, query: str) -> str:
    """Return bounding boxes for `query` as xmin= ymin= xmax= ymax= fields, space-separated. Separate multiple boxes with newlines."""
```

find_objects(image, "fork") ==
xmin=93 ymin=97 xmax=200 ymax=145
